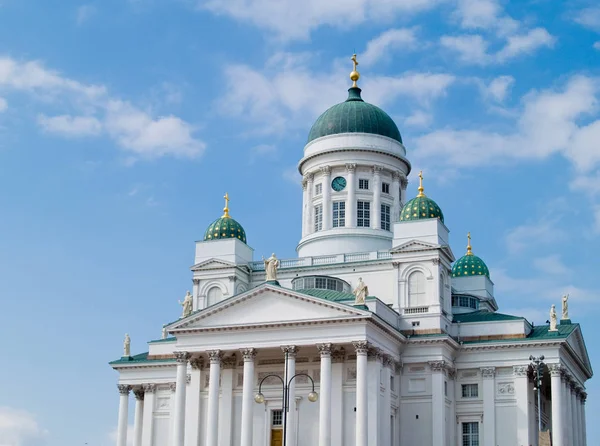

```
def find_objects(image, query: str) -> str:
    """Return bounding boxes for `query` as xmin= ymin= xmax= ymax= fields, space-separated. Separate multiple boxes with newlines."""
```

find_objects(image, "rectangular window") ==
xmin=380 ymin=204 xmax=391 ymax=231
xmin=315 ymin=277 xmax=327 ymax=288
xmin=462 ymin=384 xmax=479 ymax=398
xmin=272 ymin=409 xmax=283 ymax=426
xmin=390 ymin=375 xmax=395 ymax=391
xmin=314 ymin=204 xmax=323 ymax=231
xmin=462 ymin=422 xmax=479 ymax=446
xmin=381 ymin=182 xmax=390 ymax=194
xmin=315 ymin=183 xmax=322 ymax=195
xmin=357 ymin=201 xmax=370 ymax=227
xmin=333 ymin=201 xmax=346 ymax=228
xmin=444 ymin=381 xmax=448 ymax=396
xmin=359 ymin=179 xmax=369 ymax=190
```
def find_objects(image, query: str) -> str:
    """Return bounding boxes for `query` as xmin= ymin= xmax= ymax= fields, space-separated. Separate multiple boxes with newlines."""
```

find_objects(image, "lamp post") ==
xmin=254 ymin=350 xmax=319 ymax=446
xmin=529 ymin=355 xmax=545 ymax=433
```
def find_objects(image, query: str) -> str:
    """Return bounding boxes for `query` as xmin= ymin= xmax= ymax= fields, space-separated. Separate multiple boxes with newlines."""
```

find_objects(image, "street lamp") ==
xmin=254 ymin=350 xmax=319 ymax=446
xmin=529 ymin=355 xmax=545 ymax=433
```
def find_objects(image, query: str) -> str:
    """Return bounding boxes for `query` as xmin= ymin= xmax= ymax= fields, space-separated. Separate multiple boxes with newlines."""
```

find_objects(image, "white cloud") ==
xmin=505 ymin=220 xmax=566 ymax=254
xmin=38 ymin=114 xmax=102 ymax=137
xmin=200 ymin=0 xmax=444 ymax=41
xmin=573 ymin=7 xmax=600 ymax=32
xmin=569 ymin=171 xmax=600 ymax=196
xmin=361 ymin=28 xmax=418 ymax=65
xmin=0 ymin=97 xmax=6 ymax=112
xmin=594 ymin=41 xmax=600 ymax=50
xmin=76 ymin=4 xmax=97 ymax=25
xmin=485 ymin=75 xmax=514 ymax=102
xmin=496 ymin=28 xmax=556 ymax=62
xmin=404 ymin=110 xmax=432 ymax=128
xmin=533 ymin=254 xmax=571 ymax=276
xmin=0 ymin=406 xmax=48 ymax=446
xmin=454 ymin=0 xmax=518 ymax=36
xmin=250 ymin=144 xmax=277 ymax=161
xmin=440 ymin=35 xmax=489 ymax=64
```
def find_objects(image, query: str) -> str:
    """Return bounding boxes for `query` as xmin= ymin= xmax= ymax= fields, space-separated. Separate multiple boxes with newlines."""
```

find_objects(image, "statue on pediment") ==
xmin=263 ymin=253 xmax=280 ymax=281
xmin=179 ymin=290 xmax=193 ymax=318
xmin=162 ymin=325 xmax=167 ymax=339
xmin=123 ymin=333 xmax=131 ymax=357
xmin=353 ymin=277 xmax=368 ymax=305
xmin=562 ymin=294 xmax=569 ymax=320
xmin=549 ymin=304 xmax=558 ymax=331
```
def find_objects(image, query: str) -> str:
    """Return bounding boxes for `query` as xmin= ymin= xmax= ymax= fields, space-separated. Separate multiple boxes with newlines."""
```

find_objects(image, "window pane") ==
xmin=380 ymin=204 xmax=391 ymax=231
xmin=315 ymin=183 xmax=322 ymax=195
xmin=314 ymin=204 xmax=323 ymax=231
xmin=333 ymin=201 xmax=346 ymax=228
xmin=408 ymin=271 xmax=426 ymax=306
xmin=357 ymin=201 xmax=370 ymax=227
xmin=382 ymin=182 xmax=390 ymax=194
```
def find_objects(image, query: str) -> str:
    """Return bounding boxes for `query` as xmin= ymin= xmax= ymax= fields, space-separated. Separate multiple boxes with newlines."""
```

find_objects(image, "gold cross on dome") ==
xmin=417 ymin=170 xmax=425 ymax=197
xmin=351 ymin=54 xmax=359 ymax=72
xmin=223 ymin=192 xmax=230 ymax=218
xmin=467 ymin=232 xmax=473 ymax=256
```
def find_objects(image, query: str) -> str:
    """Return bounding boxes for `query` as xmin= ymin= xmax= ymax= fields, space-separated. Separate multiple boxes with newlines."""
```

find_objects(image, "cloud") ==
xmin=76 ymin=4 xmax=97 ymax=25
xmin=404 ymin=110 xmax=432 ymax=128
xmin=505 ymin=220 xmax=567 ymax=254
xmin=454 ymin=0 xmax=518 ymax=37
xmin=0 ymin=406 xmax=48 ymax=446
xmin=495 ymin=28 xmax=556 ymax=62
xmin=440 ymin=35 xmax=489 ymax=64
xmin=361 ymin=28 xmax=419 ymax=65
xmin=282 ymin=166 xmax=300 ymax=185
xmin=533 ymin=254 xmax=571 ymax=276
xmin=484 ymin=75 xmax=514 ymax=102
xmin=0 ymin=57 xmax=205 ymax=160
xmin=250 ymin=143 xmax=277 ymax=162
xmin=38 ymin=114 xmax=102 ymax=137
xmin=573 ymin=7 xmax=600 ymax=32
xmin=199 ymin=0 xmax=444 ymax=41
xmin=0 ymin=97 xmax=6 ymax=112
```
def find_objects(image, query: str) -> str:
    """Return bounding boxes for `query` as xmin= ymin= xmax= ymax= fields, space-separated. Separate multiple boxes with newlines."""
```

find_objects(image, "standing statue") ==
xmin=179 ymin=290 xmax=193 ymax=318
xmin=549 ymin=304 xmax=558 ymax=331
xmin=162 ymin=325 xmax=167 ymax=340
xmin=123 ymin=333 xmax=131 ymax=357
xmin=263 ymin=253 xmax=280 ymax=281
xmin=561 ymin=294 xmax=569 ymax=320
xmin=353 ymin=277 xmax=369 ymax=305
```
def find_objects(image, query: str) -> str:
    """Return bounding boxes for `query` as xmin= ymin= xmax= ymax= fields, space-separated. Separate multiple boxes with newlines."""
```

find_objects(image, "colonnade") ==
xmin=549 ymin=363 xmax=587 ymax=446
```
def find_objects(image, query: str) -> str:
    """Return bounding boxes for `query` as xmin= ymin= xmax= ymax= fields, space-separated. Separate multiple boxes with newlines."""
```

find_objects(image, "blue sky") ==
xmin=1 ymin=0 xmax=600 ymax=444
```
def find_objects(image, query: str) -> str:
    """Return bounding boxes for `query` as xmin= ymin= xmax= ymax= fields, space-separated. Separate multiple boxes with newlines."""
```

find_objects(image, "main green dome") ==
xmin=203 ymin=194 xmax=247 ymax=244
xmin=451 ymin=234 xmax=490 ymax=278
xmin=307 ymin=87 xmax=402 ymax=144
xmin=400 ymin=171 xmax=444 ymax=223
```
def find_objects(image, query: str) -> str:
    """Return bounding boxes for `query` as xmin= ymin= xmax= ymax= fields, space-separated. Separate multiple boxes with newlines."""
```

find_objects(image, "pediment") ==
xmin=168 ymin=284 xmax=369 ymax=331
xmin=190 ymin=259 xmax=237 ymax=271
xmin=391 ymin=240 xmax=455 ymax=261
xmin=566 ymin=326 xmax=593 ymax=378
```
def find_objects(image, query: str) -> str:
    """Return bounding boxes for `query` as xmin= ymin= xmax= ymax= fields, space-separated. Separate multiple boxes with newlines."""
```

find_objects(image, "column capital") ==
xmin=133 ymin=388 xmax=145 ymax=401
xmin=192 ymin=278 xmax=201 ymax=285
xmin=400 ymin=178 xmax=409 ymax=188
xmin=331 ymin=347 xmax=346 ymax=363
xmin=372 ymin=165 xmax=383 ymax=175
xmin=345 ymin=163 xmax=356 ymax=173
xmin=117 ymin=384 xmax=132 ymax=395
xmin=367 ymin=346 xmax=382 ymax=361
xmin=143 ymin=383 xmax=156 ymax=393
xmin=305 ymin=172 xmax=314 ymax=182
xmin=317 ymin=343 xmax=333 ymax=357
xmin=382 ymin=354 xmax=395 ymax=368
xmin=281 ymin=345 xmax=299 ymax=357
xmin=481 ymin=366 xmax=496 ymax=378
xmin=222 ymin=356 xmax=237 ymax=369
xmin=447 ymin=367 xmax=457 ymax=380
xmin=320 ymin=165 xmax=331 ymax=175
xmin=394 ymin=361 xmax=404 ymax=374
xmin=190 ymin=357 xmax=204 ymax=370
xmin=548 ymin=362 xmax=562 ymax=376
xmin=352 ymin=340 xmax=369 ymax=355
xmin=428 ymin=360 xmax=447 ymax=373
xmin=169 ymin=382 xmax=177 ymax=392
xmin=175 ymin=351 xmax=191 ymax=364
xmin=302 ymin=178 xmax=308 ymax=190
xmin=240 ymin=348 xmax=257 ymax=361
xmin=207 ymin=350 xmax=223 ymax=364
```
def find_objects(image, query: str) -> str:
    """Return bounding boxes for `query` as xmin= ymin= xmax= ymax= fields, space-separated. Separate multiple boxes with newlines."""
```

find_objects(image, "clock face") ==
xmin=331 ymin=176 xmax=347 ymax=192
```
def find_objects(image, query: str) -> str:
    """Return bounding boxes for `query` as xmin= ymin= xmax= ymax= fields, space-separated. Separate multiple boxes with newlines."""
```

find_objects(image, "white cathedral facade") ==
xmin=110 ymin=58 xmax=592 ymax=446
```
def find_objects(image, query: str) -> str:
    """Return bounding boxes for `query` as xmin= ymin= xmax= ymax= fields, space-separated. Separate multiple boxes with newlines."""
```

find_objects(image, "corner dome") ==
xmin=203 ymin=193 xmax=247 ymax=244
xmin=307 ymin=87 xmax=402 ymax=144
xmin=451 ymin=234 xmax=490 ymax=278
xmin=400 ymin=171 xmax=444 ymax=223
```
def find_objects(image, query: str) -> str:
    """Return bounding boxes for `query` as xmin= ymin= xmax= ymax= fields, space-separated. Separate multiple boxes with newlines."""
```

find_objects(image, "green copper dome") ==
xmin=203 ymin=194 xmax=247 ymax=244
xmin=307 ymin=87 xmax=403 ymax=144
xmin=399 ymin=171 xmax=444 ymax=223
xmin=451 ymin=234 xmax=490 ymax=278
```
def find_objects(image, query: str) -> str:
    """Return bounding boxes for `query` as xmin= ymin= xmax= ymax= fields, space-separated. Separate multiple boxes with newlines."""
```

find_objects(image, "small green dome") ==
xmin=307 ymin=87 xmax=402 ymax=144
xmin=451 ymin=234 xmax=490 ymax=278
xmin=400 ymin=195 xmax=444 ymax=223
xmin=203 ymin=193 xmax=247 ymax=244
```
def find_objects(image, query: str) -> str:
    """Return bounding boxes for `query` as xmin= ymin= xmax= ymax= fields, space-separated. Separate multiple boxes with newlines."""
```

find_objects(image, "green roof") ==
xmin=527 ymin=323 xmax=578 ymax=339
xmin=453 ymin=311 xmax=522 ymax=323
xmin=297 ymin=288 xmax=357 ymax=302
xmin=148 ymin=337 xmax=176 ymax=344
xmin=203 ymin=215 xmax=247 ymax=244
xmin=307 ymin=87 xmax=402 ymax=144
xmin=452 ymin=253 xmax=490 ymax=278
xmin=400 ymin=195 xmax=444 ymax=223
xmin=109 ymin=352 xmax=176 ymax=365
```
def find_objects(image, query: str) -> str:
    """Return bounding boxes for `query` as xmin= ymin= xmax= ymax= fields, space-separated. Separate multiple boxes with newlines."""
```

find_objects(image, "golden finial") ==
xmin=467 ymin=232 xmax=473 ymax=256
xmin=350 ymin=54 xmax=360 ymax=88
xmin=222 ymin=192 xmax=230 ymax=218
xmin=417 ymin=170 xmax=426 ymax=197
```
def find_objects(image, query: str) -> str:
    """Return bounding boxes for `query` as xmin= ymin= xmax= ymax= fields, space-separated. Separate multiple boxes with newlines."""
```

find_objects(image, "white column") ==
xmin=321 ymin=166 xmax=332 ymax=230
xmin=563 ymin=374 xmax=572 ymax=446
xmin=430 ymin=361 xmax=447 ymax=446
xmin=186 ymin=358 xmax=203 ymax=446
xmin=206 ymin=350 xmax=222 ymax=446
xmin=218 ymin=356 xmax=236 ymax=446
xmin=172 ymin=352 xmax=190 ymax=446
xmin=192 ymin=278 xmax=200 ymax=311
xmin=549 ymin=364 xmax=564 ymax=446
xmin=353 ymin=341 xmax=369 ymax=446
xmin=392 ymin=171 xmax=401 ymax=222
xmin=133 ymin=389 xmax=145 ymax=446
xmin=513 ymin=366 xmax=529 ymax=446
xmin=331 ymin=349 xmax=345 ymax=446
xmin=527 ymin=374 xmax=536 ymax=446
xmin=572 ymin=387 xmax=580 ymax=446
xmin=581 ymin=392 xmax=587 ymax=446
xmin=481 ymin=367 xmax=496 ymax=446
xmin=346 ymin=164 xmax=356 ymax=228
xmin=141 ymin=384 xmax=156 ymax=446
xmin=306 ymin=173 xmax=314 ymax=235
xmin=372 ymin=166 xmax=382 ymax=230
xmin=116 ymin=385 xmax=131 ymax=446
xmin=367 ymin=348 xmax=382 ymax=446
xmin=381 ymin=356 xmax=392 ymax=446
xmin=282 ymin=345 xmax=298 ymax=446
xmin=240 ymin=348 xmax=257 ymax=446
xmin=302 ymin=177 xmax=309 ymax=237
xmin=317 ymin=343 xmax=333 ymax=446
xmin=448 ymin=368 xmax=456 ymax=446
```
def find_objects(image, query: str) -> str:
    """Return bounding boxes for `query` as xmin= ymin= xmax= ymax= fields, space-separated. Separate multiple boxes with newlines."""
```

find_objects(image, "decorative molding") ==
xmin=207 ymin=350 xmax=223 ymax=364
xmin=133 ymin=388 xmax=145 ymax=400
xmin=281 ymin=345 xmax=299 ymax=357
xmin=169 ymin=382 xmax=177 ymax=392
xmin=548 ymin=363 xmax=562 ymax=377
xmin=320 ymin=165 xmax=331 ymax=175
xmin=190 ymin=357 xmax=204 ymax=370
xmin=353 ymin=341 xmax=369 ymax=355
xmin=400 ymin=179 xmax=409 ymax=188
xmin=222 ymin=356 xmax=237 ymax=369
xmin=372 ymin=165 xmax=383 ymax=174
xmin=143 ymin=383 xmax=156 ymax=393
xmin=175 ymin=351 xmax=191 ymax=364
xmin=497 ymin=382 xmax=515 ymax=395
xmin=331 ymin=348 xmax=346 ymax=363
xmin=512 ymin=365 xmax=528 ymax=377
xmin=345 ymin=163 xmax=357 ymax=173
xmin=228 ymin=275 xmax=237 ymax=282
xmin=367 ymin=346 xmax=382 ymax=361
xmin=481 ymin=367 xmax=496 ymax=378
xmin=317 ymin=343 xmax=333 ymax=357
xmin=428 ymin=360 xmax=447 ymax=373
xmin=240 ymin=348 xmax=257 ymax=361
xmin=395 ymin=361 xmax=404 ymax=374
xmin=447 ymin=368 xmax=457 ymax=380
xmin=117 ymin=384 xmax=131 ymax=395
xmin=186 ymin=374 xmax=191 ymax=384
xmin=392 ymin=170 xmax=402 ymax=181
xmin=192 ymin=278 xmax=200 ymax=285
xmin=432 ymin=258 xmax=441 ymax=265
xmin=382 ymin=355 xmax=395 ymax=369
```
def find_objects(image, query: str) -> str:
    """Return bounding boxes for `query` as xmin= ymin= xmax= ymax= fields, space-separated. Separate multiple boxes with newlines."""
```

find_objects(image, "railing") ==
xmin=313 ymin=255 xmax=337 ymax=265
xmin=344 ymin=253 xmax=369 ymax=262
xmin=404 ymin=306 xmax=429 ymax=314
xmin=248 ymin=250 xmax=393 ymax=272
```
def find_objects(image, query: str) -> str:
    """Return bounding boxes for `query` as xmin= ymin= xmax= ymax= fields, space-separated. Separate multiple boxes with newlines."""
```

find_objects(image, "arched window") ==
xmin=207 ymin=286 xmax=223 ymax=307
xmin=408 ymin=271 xmax=426 ymax=307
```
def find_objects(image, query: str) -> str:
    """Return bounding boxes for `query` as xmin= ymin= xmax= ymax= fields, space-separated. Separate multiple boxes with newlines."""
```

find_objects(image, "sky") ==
xmin=0 ymin=0 xmax=599 ymax=444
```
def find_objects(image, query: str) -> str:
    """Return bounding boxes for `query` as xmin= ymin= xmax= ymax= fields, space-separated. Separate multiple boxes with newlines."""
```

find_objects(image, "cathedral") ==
xmin=110 ymin=56 xmax=592 ymax=446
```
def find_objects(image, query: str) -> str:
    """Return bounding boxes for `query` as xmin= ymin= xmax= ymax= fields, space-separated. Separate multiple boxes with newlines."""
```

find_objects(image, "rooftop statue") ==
xmin=353 ymin=277 xmax=368 ymax=305
xmin=562 ymin=294 xmax=569 ymax=320
xmin=123 ymin=333 xmax=131 ymax=357
xmin=179 ymin=291 xmax=193 ymax=318
xmin=263 ymin=253 xmax=280 ymax=281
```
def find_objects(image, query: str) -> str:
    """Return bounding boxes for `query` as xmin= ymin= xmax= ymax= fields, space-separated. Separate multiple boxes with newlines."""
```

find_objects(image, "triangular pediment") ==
xmin=391 ymin=240 xmax=455 ymax=261
xmin=168 ymin=284 xmax=369 ymax=331
xmin=190 ymin=258 xmax=237 ymax=271
xmin=566 ymin=325 xmax=593 ymax=378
